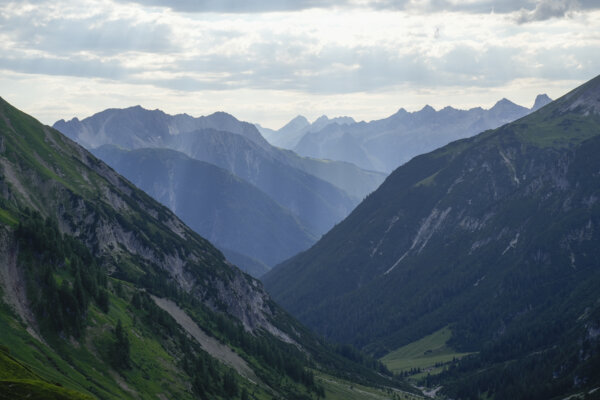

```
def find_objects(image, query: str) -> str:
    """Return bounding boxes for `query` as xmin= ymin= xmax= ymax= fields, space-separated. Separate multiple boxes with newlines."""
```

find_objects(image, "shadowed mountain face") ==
xmin=265 ymin=95 xmax=552 ymax=173
xmin=54 ymin=107 xmax=385 ymax=275
xmin=263 ymin=76 xmax=600 ymax=399
xmin=92 ymin=145 xmax=314 ymax=276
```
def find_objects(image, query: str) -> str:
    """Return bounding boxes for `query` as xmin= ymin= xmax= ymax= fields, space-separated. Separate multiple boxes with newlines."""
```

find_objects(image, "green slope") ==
xmin=0 ymin=96 xmax=412 ymax=399
xmin=380 ymin=327 xmax=473 ymax=377
xmin=0 ymin=343 xmax=94 ymax=400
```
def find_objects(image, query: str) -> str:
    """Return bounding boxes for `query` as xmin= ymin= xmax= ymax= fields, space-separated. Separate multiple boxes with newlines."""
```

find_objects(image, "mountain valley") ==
xmin=264 ymin=76 xmax=600 ymax=399
xmin=0 ymin=97 xmax=411 ymax=399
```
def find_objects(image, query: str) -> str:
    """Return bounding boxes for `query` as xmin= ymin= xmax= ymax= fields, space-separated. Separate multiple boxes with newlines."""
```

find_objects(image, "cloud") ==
xmin=0 ymin=55 xmax=130 ymax=79
xmin=109 ymin=0 xmax=600 ymax=16
xmin=139 ymin=39 xmax=600 ymax=95
xmin=1 ymin=2 xmax=597 ymax=95
xmin=515 ymin=0 xmax=579 ymax=23
xmin=11 ymin=0 xmax=598 ymax=17
xmin=113 ymin=0 xmax=350 ymax=13
xmin=0 ymin=9 xmax=176 ymax=55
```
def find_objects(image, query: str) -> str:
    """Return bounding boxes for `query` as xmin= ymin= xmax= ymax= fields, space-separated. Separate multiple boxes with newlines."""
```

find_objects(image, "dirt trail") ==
xmin=151 ymin=296 xmax=260 ymax=383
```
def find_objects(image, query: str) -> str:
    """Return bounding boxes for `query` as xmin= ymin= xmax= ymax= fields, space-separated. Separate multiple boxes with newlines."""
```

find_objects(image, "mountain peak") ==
xmin=493 ymin=97 xmax=516 ymax=107
xmin=440 ymin=105 xmax=458 ymax=113
xmin=279 ymin=115 xmax=310 ymax=132
xmin=329 ymin=116 xmax=356 ymax=125
xmin=292 ymin=115 xmax=309 ymax=123
xmin=206 ymin=110 xmax=239 ymax=122
xmin=418 ymin=104 xmax=436 ymax=113
xmin=314 ymin=115 xmax=329 ymax=123
xmin=531 ymin=94 xmax=552 ymax=111
xmin=490 ymin=97 xmax=528 ymax=115
xmin=127 ymin=104 xmax=146 ymax=111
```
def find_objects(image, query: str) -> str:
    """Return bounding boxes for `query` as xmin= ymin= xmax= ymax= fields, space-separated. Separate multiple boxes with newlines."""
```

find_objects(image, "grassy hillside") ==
xmin=0 ymin=96 xmax=415 ymax=399
xmin=380 ymin=327 xmax=473 ymax=377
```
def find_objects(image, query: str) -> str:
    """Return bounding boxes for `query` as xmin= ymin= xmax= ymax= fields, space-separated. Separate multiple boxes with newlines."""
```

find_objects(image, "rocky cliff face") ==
xmin=0 ymin=96 xmax=282 ymax=336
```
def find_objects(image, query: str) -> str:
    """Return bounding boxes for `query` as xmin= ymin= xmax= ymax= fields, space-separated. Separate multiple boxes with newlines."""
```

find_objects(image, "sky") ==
xmin=0 ymin=0 xmax=599 ymax=128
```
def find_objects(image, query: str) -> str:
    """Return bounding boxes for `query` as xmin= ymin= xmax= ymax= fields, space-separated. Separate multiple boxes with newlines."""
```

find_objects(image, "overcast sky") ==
xmin=0 ymin=0 xmax=599 ymax=128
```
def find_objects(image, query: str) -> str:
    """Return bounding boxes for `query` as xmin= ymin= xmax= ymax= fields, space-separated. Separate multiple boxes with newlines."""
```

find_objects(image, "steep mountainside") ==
xmin=54 ymin=108 xmax=385 ymax=237
xmin=264 ymin=77 xmax=600 ymax=399
xmin=92 ymin=145 xmax=314 ymax=275
xmin=0 ymin=97 xmax=407 ymax=399
xmin=292 ymin=95 xmax=552 ymax=172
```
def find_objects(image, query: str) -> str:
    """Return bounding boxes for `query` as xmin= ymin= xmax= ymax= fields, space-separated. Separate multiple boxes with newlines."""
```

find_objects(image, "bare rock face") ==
xmin=532 ymin=94 xmax=552 ymax=111
xmin=563 ymin=81 xmax=600 ymax=115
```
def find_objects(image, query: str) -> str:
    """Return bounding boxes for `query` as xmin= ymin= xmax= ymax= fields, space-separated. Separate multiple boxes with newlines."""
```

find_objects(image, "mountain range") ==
xmin=0 ymin=96 xmax=407 ymax=399
xmin=260 ymin=94 xmax=553 ymax=173
xmin=54 ymin=108 xmax=385 ymax=275
xmin=257 ymin=115 xmax=356 ymax=150
xmin=263 ymin=77 xmax=600 ymax=399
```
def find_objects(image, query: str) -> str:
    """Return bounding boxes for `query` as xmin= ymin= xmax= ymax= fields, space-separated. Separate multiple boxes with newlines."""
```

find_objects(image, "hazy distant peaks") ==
xmin=286 ymin=93 xmax=555 ymax=173
xmin=280 ymin=115 xmax=310 ymax=132
xmin=208 ymin=110 xmax=240 ymax=121
xmin=312 ymin=115 xmax=330 ymax=125
xmin=280 ymin=114 xmax=356 ymax=131
xmin=492 ymin=97 xmax=520 ymax=109
xmin=263 ymin=114 xmax=357 ymax=149
xmin=53 ymin=105 xmax=271 ymax=151
xmin=311 ymin=115 xmax=356 ymax=130
xmin=532 ymin=94 xmax=552 ymax=111
xmin=387 ymin=95 xmax=548 ymax=119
